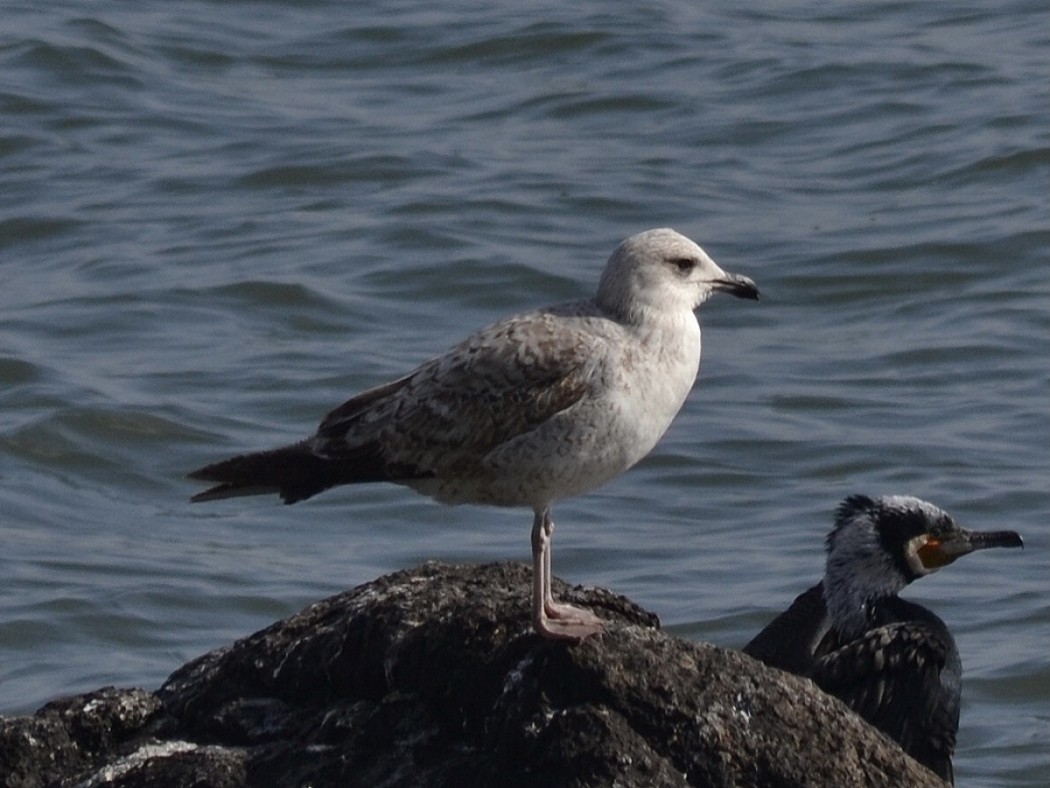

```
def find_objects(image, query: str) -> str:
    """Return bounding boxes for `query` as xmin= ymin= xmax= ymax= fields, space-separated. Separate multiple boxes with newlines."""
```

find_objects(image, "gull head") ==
xmin=596 ymin=228 xmax=758 ymax=322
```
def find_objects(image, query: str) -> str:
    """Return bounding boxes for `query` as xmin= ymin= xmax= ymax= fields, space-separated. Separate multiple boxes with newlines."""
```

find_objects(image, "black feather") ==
xmin=189 ymin=441 xmax=389 ymax=504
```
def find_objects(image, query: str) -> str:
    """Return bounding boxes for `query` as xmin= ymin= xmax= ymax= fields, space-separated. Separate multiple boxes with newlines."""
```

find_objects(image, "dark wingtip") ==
xmin=189 ymin=482 xmax=283 ymax=503
xmin=186 ymin=442 xmax=356 ymax=505
xmin=185 ymin=453 xmax=291 ymax=503
xmin=186 ymin=460 xmax=227 ymax=483
xmin=189 ymin=486 xmax=224 ymax=503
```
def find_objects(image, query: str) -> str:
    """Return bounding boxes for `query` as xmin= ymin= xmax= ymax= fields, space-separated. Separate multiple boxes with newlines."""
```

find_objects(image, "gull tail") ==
xmin=188 ymin=442 xmax=352 ymax=505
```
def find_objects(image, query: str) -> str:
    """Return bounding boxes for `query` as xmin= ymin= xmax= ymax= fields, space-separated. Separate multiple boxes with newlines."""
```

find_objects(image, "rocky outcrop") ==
xmin=0 ymin=562 xmax=946 ymax=787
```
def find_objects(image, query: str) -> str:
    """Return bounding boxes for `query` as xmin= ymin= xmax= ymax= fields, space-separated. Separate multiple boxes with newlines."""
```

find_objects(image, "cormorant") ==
xmin=743 ymin=494 xmax=1023 ymax=783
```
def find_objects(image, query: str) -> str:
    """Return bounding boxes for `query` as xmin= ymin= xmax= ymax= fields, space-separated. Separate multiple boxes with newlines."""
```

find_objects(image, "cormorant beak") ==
xmin=917 ymin=527 xmax=1024 ymax=570
xmin=712 ymin=273 xmax=760 ymax=301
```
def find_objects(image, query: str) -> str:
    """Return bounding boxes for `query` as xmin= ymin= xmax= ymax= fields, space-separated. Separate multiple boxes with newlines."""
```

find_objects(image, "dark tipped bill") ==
xmin=713 ymin=273 xmax=760 ymax=300
xmin=918 ymin=526 xmax=1024 ymax=569
xmin=967 ymin=529 xmax=1024 ymax=551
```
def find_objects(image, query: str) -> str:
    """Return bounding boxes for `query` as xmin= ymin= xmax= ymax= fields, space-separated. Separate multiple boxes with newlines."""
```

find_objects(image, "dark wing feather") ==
xmin=187 ymin=439 xmax=395 ymax=504
xmin=810 ymin=620 xmax=956 ymax=783
xmin=743 ymin=583 xmax=830 ymax=675
xmin=313 ymin=309 xmax=600 ymax=477
xmin=190 ymin=307 xmax=601 ymax=503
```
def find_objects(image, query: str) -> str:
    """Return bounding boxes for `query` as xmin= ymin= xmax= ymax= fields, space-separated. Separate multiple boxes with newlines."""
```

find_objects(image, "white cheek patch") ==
xmin=904 ymin=533 xmax=932 ymax=576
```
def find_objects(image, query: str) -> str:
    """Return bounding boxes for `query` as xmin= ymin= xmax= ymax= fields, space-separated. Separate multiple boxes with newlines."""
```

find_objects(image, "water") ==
xmin=1 ymin=1 xmax=1047 ymax=783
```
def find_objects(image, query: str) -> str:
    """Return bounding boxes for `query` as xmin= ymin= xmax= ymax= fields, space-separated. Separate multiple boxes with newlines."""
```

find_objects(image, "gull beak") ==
xmin=917 ymin=527 xmax=1024 ymax=570
xmin=712 ymin=272 xmax=760 ymax=301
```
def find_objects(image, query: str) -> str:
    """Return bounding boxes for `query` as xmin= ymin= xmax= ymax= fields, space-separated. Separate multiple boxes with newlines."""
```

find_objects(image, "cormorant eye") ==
xmin=670 ymin=257 xmax=695 ymax=274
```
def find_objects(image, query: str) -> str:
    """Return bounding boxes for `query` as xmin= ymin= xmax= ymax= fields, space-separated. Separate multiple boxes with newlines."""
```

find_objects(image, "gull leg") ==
xmin=530 ymin=507 xmax=603 ymax=642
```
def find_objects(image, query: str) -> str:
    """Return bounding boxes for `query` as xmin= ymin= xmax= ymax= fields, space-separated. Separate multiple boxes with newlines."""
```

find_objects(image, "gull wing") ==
xmin=314 ymin=308 xmax=605 ymax=477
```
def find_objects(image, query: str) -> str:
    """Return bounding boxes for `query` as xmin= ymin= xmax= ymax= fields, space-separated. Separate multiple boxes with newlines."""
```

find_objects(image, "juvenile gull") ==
xmin=189 ymin=228 xmax=759 ymax=641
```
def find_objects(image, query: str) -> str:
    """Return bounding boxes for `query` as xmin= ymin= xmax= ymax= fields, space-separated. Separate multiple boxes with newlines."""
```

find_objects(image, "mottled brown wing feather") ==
xmin=314 ymin=310 xmax=601 ymax=477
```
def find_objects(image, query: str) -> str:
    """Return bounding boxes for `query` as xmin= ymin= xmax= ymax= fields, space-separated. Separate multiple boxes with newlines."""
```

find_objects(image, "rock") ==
xmin=0 ymin=562 xmax=946 ymax=787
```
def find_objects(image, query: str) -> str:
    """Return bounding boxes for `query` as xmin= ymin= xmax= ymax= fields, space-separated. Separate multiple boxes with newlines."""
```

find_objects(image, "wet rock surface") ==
xmin=0 ymin=562 xmax=945 ymax=787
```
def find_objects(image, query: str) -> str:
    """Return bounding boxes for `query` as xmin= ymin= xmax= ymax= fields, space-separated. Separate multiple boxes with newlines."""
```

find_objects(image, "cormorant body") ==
xmin=744 ymin=494 xmax=1022 ymax=783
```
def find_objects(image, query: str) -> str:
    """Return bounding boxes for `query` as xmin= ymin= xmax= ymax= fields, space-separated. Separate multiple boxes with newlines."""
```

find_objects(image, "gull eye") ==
xmin=669 ymin=257 xmax=695 ymax=274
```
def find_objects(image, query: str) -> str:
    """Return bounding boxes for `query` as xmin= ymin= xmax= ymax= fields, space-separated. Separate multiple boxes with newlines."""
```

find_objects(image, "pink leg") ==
xmin=530 ymin=507 xmax=603 ymax=642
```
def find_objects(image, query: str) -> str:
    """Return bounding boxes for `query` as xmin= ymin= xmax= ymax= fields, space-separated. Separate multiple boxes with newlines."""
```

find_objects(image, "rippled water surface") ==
xmin=2 ymin=2 xmax=1047 ymax=784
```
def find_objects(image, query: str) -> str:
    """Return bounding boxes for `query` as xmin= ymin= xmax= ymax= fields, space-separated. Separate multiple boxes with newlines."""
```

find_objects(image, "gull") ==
xmin=189 ymin=228 xmax=759 ymax=641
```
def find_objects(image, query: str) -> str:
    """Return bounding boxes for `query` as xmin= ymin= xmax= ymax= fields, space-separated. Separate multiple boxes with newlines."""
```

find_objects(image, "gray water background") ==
xmin=1 ymin=2 xmax=1047 ymax=784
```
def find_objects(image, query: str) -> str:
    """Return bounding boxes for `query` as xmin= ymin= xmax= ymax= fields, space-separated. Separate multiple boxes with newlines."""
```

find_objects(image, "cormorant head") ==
xmin=823 ymin=494 xmax=1023 ymax=635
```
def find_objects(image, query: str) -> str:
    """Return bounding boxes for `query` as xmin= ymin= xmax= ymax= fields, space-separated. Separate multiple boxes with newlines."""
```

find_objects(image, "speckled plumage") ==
xmin=310 ymin=299 xmax=700 ymax=509
xmin=743 ymin=495 xmax=1023 ymax=783
xmin=190 ymin=228 xmax=759 ymax=640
